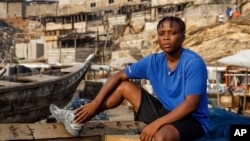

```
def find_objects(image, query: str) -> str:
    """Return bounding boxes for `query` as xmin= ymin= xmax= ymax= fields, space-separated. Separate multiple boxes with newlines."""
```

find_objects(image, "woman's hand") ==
xmin=74 ymin=102 xmax=97 ymax=124
xmin=140 ymin=122 xmax=159 ymax=141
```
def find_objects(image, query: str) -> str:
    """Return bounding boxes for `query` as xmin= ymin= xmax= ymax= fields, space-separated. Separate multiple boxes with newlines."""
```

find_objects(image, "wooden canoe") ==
xmin=0 ymin=54 xmax=95 ymax=123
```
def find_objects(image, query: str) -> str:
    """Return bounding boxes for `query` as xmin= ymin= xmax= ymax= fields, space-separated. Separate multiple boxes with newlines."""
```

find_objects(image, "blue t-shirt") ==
xmin=125 ymin=48 xmax=209 ymax=133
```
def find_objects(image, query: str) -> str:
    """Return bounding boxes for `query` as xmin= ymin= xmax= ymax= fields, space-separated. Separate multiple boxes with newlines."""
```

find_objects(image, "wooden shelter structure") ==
xmin=217 ymin=50 xmax=250 ymax=112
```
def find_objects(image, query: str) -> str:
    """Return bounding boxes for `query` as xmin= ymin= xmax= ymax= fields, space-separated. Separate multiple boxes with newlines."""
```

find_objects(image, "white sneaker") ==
xmin=49 ymin=104 xmax=83 ymax=136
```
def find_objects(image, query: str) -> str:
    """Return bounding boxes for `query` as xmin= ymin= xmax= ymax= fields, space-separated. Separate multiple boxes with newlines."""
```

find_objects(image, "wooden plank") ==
xmin=0 ymin=80 xmax=22 ymax=86
xmin=0 ymin=121 xmax=145 ymax=140
xmin=0 ymin=124 xmax=33 ymax=140
xmin=80 ymin=121 xmax=144 ymax=136
xmin=61 ymin=63 xmax=85 ymax=73
xmin=105 ymin=135 xmax=140 ymax=141
xmin=18 ymin=74 xmax=60 ymax=82
xmin=30 ymin=123 xmax=72 ymax=139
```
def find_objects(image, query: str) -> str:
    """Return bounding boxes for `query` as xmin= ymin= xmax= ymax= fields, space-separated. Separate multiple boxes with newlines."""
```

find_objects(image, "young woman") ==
xmin=52 ymin=16 xmax=209 ymax=141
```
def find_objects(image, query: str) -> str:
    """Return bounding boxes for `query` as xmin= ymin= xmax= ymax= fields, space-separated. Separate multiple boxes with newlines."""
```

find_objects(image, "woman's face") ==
xmin=157 ymin=20 xmax=185 ymax=54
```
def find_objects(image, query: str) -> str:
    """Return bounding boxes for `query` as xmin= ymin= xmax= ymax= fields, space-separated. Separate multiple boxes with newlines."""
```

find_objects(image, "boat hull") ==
xmin=0 ymin=54 xmax=95 ymax=123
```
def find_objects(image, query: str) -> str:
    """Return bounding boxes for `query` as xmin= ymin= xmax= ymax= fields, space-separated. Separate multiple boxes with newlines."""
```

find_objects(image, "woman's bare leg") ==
xmin=97 ymin=80 xmax=141 ymax=113
xmin=154 ymin=124 xmax=180 ymax=141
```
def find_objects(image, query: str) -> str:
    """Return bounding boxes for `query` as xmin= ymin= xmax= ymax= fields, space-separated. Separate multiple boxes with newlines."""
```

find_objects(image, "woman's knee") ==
xmin=115 ymin=80 xmax=141 ymax=108
xmin=116 ymin=80 xmax=139 ymax=94
xmin=100 ymin=81 xmax=135 ymax=109
xmin=154 ymin=133 xmax=179 ymax=141
xmin=154 ymin=125 xmax=180 ymax=141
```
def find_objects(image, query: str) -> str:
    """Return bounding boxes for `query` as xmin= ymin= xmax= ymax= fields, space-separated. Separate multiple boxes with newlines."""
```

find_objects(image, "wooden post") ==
xmin=74 ymin=34 xmax=76 ymax=49
xmin=103 ymin=29 xmax=109 ymax=65
xmin=243 ymin=69 xmax=249 ymax=111
xmin=85 ymin=13 xmax=88 ymax=31
xmin=59 ymin=40 xmax=62 ymax=63
xmin=216 ymin=62 xmax=220 ymax=107
xmin=95 ymin=29 xmax=99 ymax=55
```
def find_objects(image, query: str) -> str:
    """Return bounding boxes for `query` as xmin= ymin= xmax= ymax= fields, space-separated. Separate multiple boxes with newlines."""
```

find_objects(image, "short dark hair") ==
xmin=157 ymin=16 xmax=186 ymax=34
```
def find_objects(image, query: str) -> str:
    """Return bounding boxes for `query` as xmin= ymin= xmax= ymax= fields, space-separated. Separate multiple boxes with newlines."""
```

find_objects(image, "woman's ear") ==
xmin=182 ymin=34 xmax=185 ymax=42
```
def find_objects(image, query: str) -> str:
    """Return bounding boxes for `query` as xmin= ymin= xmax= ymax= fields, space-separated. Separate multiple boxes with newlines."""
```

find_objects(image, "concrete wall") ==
xmin=15 ymin=43 xmax=28 ymax=59
xmin=0 ymin=3 xmax=7 ymax=19
xmin=7 ymin=2 xmax=23 ymax=18
xmin=151 ymin=0 xmax=193 ymax=6
xmin=44 ymin=41 xmax=57 ymax=59
xmin=47 ymin=48 xmax=76 ymax=64
xmin=26 ymin=3 xmax=58 ymax=17
xmin=58 ymin=4 xmax=87 ymax=15
xmin=58 ymin=0 xmax=141 ymax=14
xmin=74 ymin=22 xmax=87 ymax=33
xmin=15 ymin=39 xmax=44 ymax=60
xmin=58 ymin=0 xmax=71 ymax=6
xmin=47 ymin=47 xmax=96 ymax=64
xmin=87 ymin=25 xmax=104 ymax=33
xmin=46 ymin=22 xmax=73 ymax=31
xmin=0 ymin=1 xmax=58 ymax=18
xmin=29 ymin=39 xmax=44 ymax=59
xmin=151 ymin=0 xmax=235 ymax=6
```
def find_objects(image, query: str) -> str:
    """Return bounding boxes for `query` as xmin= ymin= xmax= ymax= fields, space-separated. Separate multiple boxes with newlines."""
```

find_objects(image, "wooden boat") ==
xmin=0 ymin=53 xmax=95 ymax=123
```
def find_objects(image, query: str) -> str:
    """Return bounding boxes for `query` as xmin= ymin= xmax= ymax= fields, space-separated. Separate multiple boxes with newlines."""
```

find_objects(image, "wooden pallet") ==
xmin=0 ymin=121 xmax=145 ymax=141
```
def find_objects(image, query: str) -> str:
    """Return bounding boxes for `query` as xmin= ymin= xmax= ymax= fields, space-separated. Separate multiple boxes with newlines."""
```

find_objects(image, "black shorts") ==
xmin=134 ymin=88 xmax=205 ymax=141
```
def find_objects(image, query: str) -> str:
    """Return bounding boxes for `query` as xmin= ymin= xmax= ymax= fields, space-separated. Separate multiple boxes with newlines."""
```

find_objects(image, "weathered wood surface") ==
xmin=0 ymin=121 xmax=145 ymax=141
xmin=17 ymin=74 xmax=60 ymax=82
xmin=61 ymin=63 xmax=85 ymax=73
xmin=0 ymin=54 xmax=95 ymax=123
xmin=105 ymin=135 xmax=140 ymax=141
xmin=0 ymin=80 xmax=22 ymax=86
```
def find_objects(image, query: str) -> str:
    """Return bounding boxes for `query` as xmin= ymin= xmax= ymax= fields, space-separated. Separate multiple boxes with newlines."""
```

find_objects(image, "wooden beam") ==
xmin=0 ymin=80 xmax=22 ymax=86
xmin=0 ymin=121 xmax=145 ymax=140
xmin=105 ymin=135 xmax=140 ymax=141
xmin=17 ymin=74 xmax=60 ymax=82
